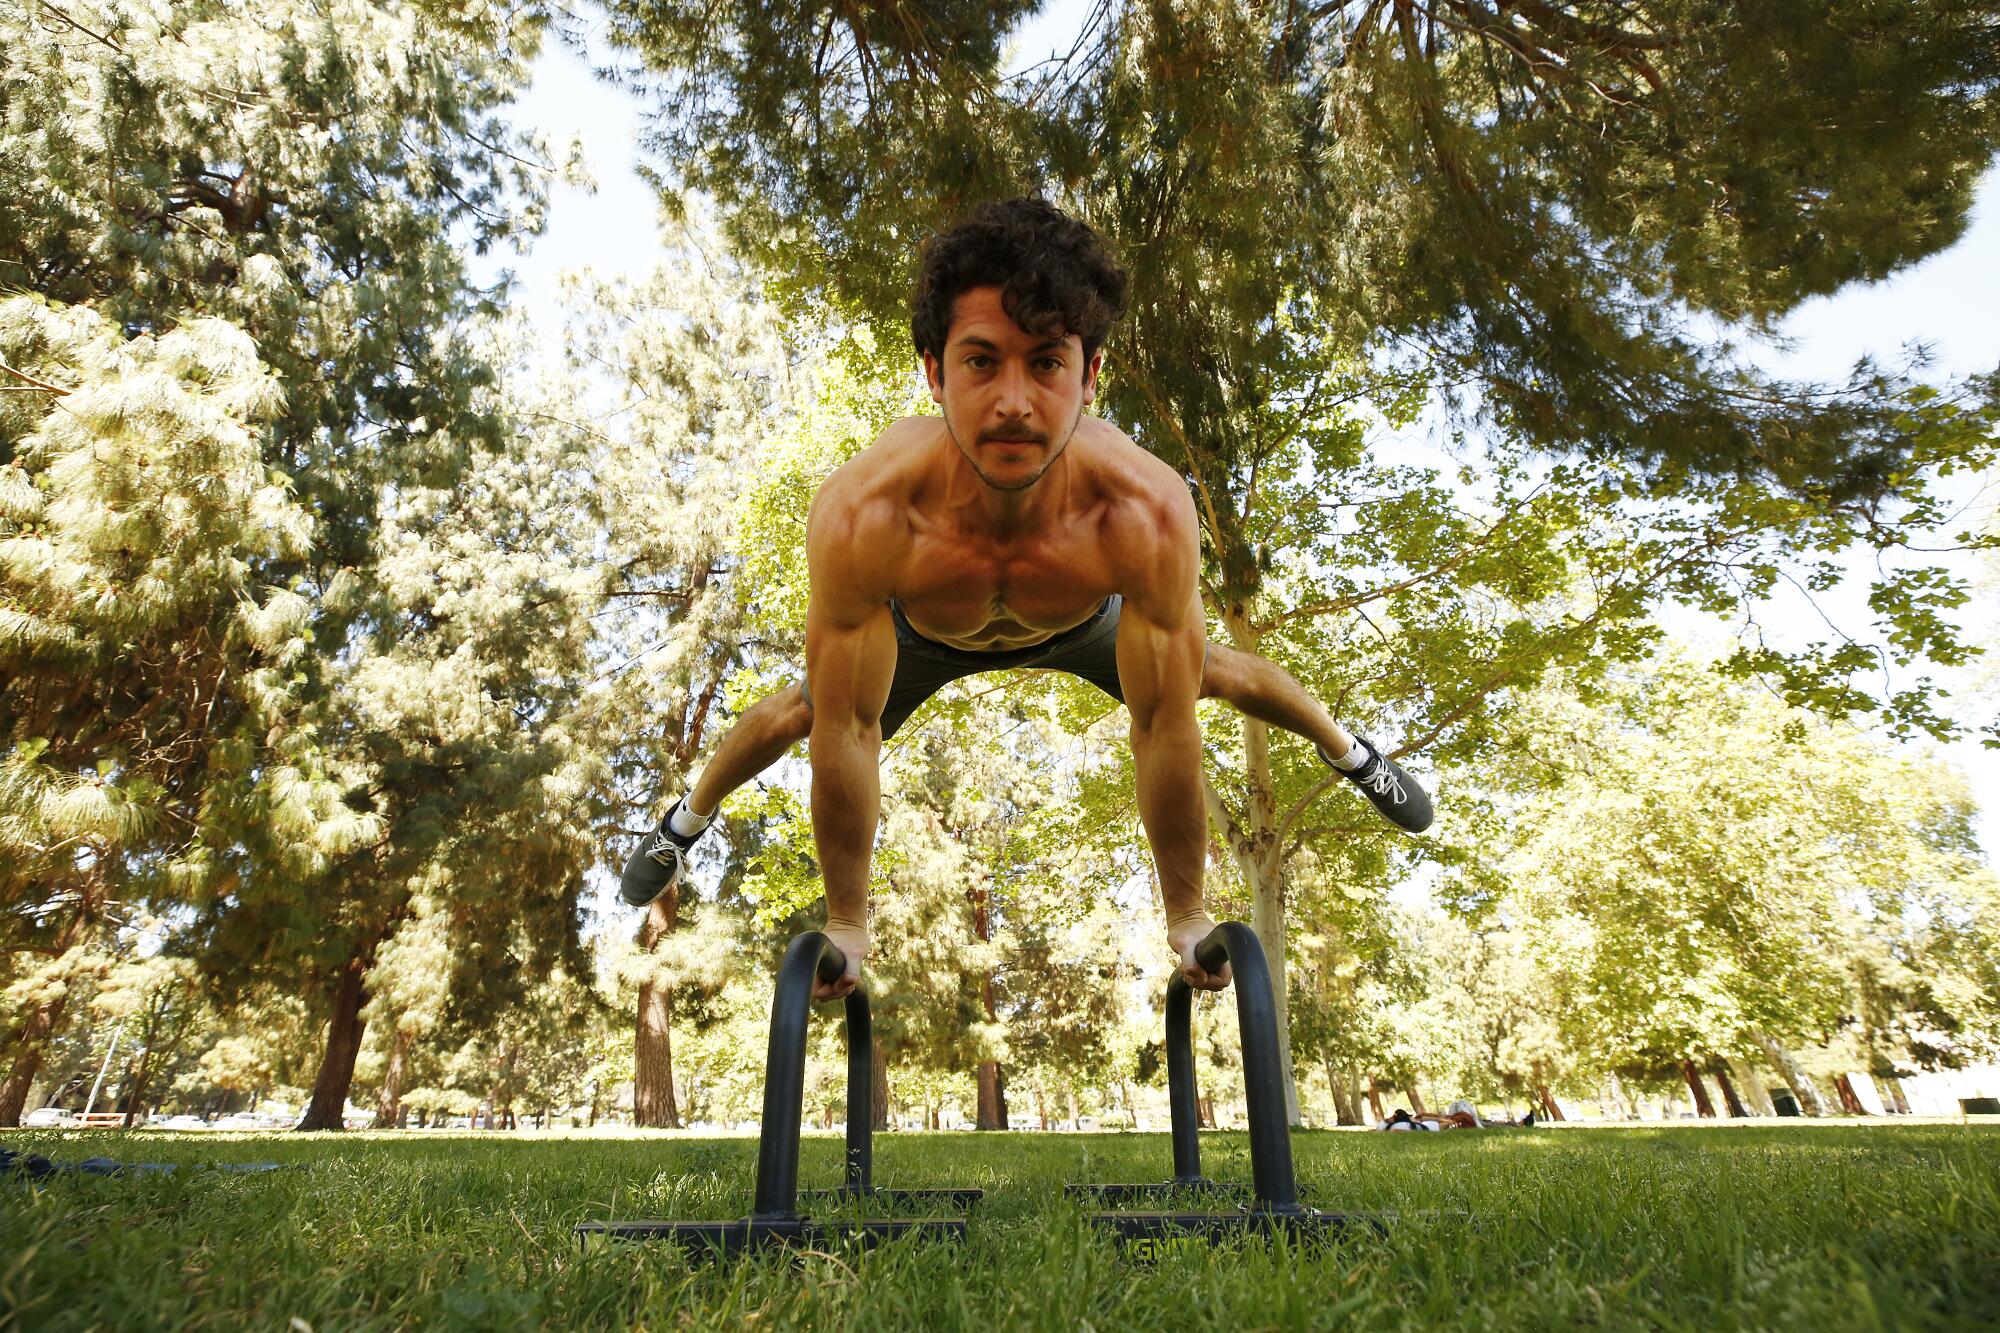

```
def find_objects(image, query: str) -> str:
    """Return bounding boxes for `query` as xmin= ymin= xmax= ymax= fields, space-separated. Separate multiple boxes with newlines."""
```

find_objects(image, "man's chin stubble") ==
xmin=949 ymin=409 xmax=1082 ymax=494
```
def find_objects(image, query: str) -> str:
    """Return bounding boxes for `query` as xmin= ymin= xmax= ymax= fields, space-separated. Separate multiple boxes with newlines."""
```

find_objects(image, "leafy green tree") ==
xmin=1473 ymin=651 xmax=2000 ymax=1114
xmin=604 ymin=0 xmax=2000 ymax=497
xmin=547 ymin=216 xmax=809 ymax=1125
xmin=599 ymin=0 xmax=2000 ymax=1121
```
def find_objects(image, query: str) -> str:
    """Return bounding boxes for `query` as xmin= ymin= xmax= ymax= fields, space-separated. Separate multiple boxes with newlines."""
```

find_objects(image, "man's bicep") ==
xmin=805 ymin=597 xmax=896 ymax=726
xmin=1116 ymin=601 xmax=1203 ymax=729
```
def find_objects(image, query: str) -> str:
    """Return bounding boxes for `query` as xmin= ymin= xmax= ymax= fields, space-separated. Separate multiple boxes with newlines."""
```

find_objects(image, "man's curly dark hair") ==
xmin=911 ymin=197 xmax=1129 ymax=378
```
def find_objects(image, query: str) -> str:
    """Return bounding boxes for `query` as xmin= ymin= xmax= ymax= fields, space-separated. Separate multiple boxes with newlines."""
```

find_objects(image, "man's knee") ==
xmin=1199 ymin=643 xmax=1241 ymax=699
xmin=773 ymin=680 xmax=814 ymax=739
xmin=742 ymin=681 xmax=814 ymax=742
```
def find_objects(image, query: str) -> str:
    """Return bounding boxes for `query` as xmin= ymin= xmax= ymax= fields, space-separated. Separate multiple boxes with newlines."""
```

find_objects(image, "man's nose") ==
xmin=993 ymin=361 xmax=1032 ymax=418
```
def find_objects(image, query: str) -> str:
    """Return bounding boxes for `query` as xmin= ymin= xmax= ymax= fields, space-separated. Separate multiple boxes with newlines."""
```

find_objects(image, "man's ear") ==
xmin=923 ymin=352 xmax=944 ymax=405
xmin=1082 ymin=350 xmax=1103 ymax=406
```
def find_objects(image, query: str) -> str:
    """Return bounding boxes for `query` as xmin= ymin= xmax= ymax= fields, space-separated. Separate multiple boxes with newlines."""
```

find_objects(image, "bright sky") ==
xmin=483 ymin=13 xmax=2000 ymax=858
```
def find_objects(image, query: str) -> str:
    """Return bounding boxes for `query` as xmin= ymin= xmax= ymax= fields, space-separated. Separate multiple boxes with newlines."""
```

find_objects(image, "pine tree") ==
xmin=0 ymin=0 xmax=567 ymax=1126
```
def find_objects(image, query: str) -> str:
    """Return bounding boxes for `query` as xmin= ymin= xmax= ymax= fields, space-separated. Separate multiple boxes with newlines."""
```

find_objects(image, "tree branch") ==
xmin=0 ymin=362 xmax=70 ymax=396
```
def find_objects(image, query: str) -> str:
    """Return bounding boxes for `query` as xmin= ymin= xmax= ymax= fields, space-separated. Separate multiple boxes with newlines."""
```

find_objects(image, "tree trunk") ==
xmin=1198 ymin=1094 xmax=1215 ymax=1128
xmin=1729 ymin=1057 xmax=1776 ymax=1115
xmin=1750 ymin=1028 xmax=1831 ymax=1116
xmin=871 ymin=1038 xmax=891 ymax=1131
xmin=298 ymin=940 xmax=375 ymax=1131
xmin=970 ymin=888 xmax=1008 ymax=1130
xmin=1200 ymin=606 xmax=1308 ymax=1126
xmin=1681 ymin=1060 xmax=1717 ymax=1118
xmin=1835 ymin=1074 xmax=1868 ymax=1115
xmin=1406 ymin=1083 xmax=1427 ymax=1115
xmin=633 ymin=890 xmax=681 ymax=1128
xmin=0 ymin=993 xmax=69 ymax=1127
xmin=491 ymin=1041 xmax=519 ymax=1133
xmin=975 ymin=1061 xmax=1007 ymax=1130
xmin=121 ymin=1046 xmax=154 ymax=1129
xmin=1535 ymin=1085 xmax=1565 ymax=1121
xmin=1326 ymin=1064 xmax=1362 ymax=1126
xmin=376 ymin=1026 xmax=411 ymax=1128
xmin=1365 ymin=1078 xmax=1384 ymax=1122
xmin=0 ymin=889 xmax=98 ymax=1127
xmin=1885 ymin=1077 xmax=1912 ymax=1114
xmin=1710 ymin=1061 xmax=1748 ymax=1118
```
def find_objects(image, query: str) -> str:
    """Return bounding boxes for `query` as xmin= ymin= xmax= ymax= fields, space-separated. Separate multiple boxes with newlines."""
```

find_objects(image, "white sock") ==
xmin=668 ymin=795 xmax=712 ymax=838
xmin=1323 ymin=738 xmax=1369 ymax=771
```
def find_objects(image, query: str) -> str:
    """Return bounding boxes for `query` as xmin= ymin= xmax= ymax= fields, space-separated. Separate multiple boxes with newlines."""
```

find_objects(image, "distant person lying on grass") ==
xmin=1374 ymin=1101 xmax=1482 ymax=1131
xmin=1376 ymin=1109 xmax=1434 ymax=1131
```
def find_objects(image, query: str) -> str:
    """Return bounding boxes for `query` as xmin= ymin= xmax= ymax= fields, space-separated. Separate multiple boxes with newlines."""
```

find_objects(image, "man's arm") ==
xmin=803 ymin=489 xmax=898 ymax=1001
xmin=1112 ymin=487 xmax=1230 ymax=991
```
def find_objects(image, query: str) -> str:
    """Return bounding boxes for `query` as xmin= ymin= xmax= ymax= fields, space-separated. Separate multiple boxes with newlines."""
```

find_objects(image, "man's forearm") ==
xmin=810 ymin=719 xmax=881 ymax=926
xmin=1131 ymin=715 xmax=1208 ymax=925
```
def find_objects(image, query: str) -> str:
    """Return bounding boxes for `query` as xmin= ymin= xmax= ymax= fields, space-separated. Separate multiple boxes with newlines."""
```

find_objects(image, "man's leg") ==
xmin=619 ymin=682 xmax=813 ymax=907
xmin=1198 ymin=644 xmax=1357 ymax=759
xmin=687 ymin=682 xmax=814 ymax=815
xmin=1198 ymin=643 xmax=1432 ymax=832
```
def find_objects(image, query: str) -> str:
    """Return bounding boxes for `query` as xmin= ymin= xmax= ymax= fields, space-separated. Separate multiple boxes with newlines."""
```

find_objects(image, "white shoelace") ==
xmin=645 ymin=832 xmax=683 ymax=868
xmin=1357 ymin=762 xmax=1406 ymax=803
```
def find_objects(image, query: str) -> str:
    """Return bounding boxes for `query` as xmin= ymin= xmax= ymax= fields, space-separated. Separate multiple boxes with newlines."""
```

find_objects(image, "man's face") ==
xmin=923 ymin=285 xmax=1101 ymax=493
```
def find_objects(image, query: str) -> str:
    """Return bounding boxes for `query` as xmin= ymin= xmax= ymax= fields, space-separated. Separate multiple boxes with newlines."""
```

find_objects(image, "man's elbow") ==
xmin=1127 ymin=705 xmax=1197 ymax=749
xmin=810 ymin=704 xmax=882 ymax=749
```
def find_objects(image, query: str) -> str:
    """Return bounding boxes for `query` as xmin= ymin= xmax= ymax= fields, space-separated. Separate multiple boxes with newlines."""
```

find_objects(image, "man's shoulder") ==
xmin=819 ymin=416 xmax=940 ymax=502
xmin=1076 ymin=417 xmax=1195 ymax=538
xmin=809 ymin=417 xmax=938 ymax=551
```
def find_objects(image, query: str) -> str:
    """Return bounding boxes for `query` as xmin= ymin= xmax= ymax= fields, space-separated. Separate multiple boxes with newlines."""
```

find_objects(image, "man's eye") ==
xmin=1036 ymin=358 xmax=1065 ymax=372
xmin=965 ymin=356 xmax=992 ymax=370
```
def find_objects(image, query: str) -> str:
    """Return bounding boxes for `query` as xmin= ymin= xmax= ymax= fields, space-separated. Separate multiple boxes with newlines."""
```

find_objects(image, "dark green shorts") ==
xmin=806 ymin=596 xmax=1128 ymax=739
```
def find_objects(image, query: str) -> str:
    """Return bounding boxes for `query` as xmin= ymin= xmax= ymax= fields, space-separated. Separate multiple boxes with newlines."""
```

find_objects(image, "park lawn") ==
xmin=2 ymin=1123 xmax=1996 ymax=1331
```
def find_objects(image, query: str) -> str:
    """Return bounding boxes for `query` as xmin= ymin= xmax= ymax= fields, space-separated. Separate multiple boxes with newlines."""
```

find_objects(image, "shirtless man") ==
xmin=621 ymin=198 xmax=1431 ymax=1001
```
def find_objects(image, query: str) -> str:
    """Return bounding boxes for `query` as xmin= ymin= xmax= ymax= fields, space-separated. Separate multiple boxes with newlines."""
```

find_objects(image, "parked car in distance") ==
xmin=210 ymin=1113 xmax=273 ymax=1131
xmin=25 ymin=1107 xmax=76 ymax=1128
xmin=156 ymin=1114 xmax=210 ymax=1130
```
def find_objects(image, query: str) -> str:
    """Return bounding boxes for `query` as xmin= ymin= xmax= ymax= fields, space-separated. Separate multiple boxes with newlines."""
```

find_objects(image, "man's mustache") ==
xmin=979 ymin=427 xmax=1048 ymax=445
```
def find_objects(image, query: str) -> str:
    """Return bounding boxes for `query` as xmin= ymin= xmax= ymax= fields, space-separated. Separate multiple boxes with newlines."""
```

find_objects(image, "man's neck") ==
xmin=939 ymin=436 xmax=1074 ymax=542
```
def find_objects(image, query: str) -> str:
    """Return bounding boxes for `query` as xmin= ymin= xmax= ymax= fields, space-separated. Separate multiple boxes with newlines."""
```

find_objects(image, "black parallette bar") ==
xmin=842 ymin=967 xmax=871 ymax=1196
xmin=576 ymin=1216 xmax=966 ymax=1256
xmin=1092 ymin=1208 xmax=1387 ymax=1260
xmin=582 ymin=930 xmax=980 ymax=1259
xmin=751 ymin=932 xmax=846 ymax=1218
xmin=1165 ymin=975 xmax=1202 ymax=1182
xmin=1064 ymin=1181 xmax=1247 ymax=1203
xmin=1192 ymin=922 xmax=1298 ymax=1210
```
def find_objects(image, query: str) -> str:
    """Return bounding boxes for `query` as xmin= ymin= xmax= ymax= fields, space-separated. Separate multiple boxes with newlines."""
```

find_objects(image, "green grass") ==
xmin=4 ymin=1123 xmax=1997 ymax=1331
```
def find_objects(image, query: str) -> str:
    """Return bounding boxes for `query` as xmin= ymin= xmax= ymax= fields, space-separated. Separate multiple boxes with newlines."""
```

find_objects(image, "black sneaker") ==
xmin=620 ymin=801 xmax=698 ymax=908
xmin=1321 ymin=735 xmax=1433 ymax=833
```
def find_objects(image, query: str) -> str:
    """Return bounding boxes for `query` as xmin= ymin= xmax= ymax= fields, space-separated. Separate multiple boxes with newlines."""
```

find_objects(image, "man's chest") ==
xmin=894 ymin=526 xmax=1120 ymax=638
